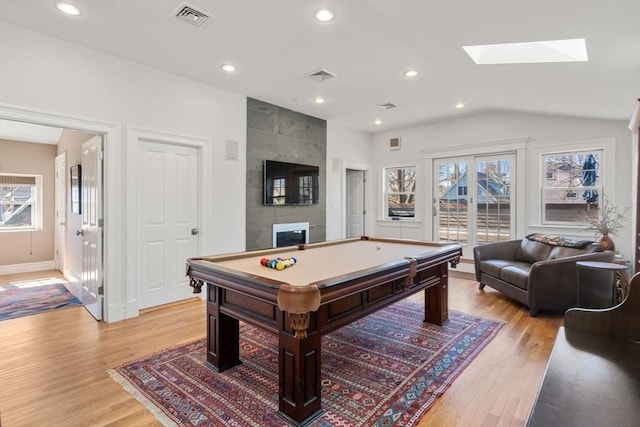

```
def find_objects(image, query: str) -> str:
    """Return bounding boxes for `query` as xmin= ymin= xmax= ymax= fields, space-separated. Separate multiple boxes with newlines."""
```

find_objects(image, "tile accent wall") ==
xmin=246 ymin=98 xmax=327 ymax=250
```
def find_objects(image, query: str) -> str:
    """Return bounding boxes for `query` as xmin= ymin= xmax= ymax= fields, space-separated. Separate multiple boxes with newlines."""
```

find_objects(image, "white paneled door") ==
xmin=54 ymin=153 xmax=66 ymax=272
xmin=138 ymin=141 xmax=200 ymax=309
xmin=346 ymin=169 xmax=365 ymax=237
xmin=80 ymin=136 xmax=103 ymax=320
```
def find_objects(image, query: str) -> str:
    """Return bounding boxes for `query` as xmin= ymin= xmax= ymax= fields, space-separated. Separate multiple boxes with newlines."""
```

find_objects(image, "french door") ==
xmin=434 ymin=154 xmax=515 ymax=254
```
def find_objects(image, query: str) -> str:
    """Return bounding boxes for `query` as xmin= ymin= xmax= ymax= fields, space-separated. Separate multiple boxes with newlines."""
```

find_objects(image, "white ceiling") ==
xmin=0 ymin=0 xmax=639 ymax=135
xmin=0 ymin=120 xmax=63 ymax=144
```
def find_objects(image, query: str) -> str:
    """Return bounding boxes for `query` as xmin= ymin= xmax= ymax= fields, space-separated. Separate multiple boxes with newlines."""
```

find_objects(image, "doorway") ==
xmin=434 ymin=154 xmax=516 ymax=255
xmin=0 ymin=105 xmax=122 ymax=322
xmin=128 ymin=128 xmax=208 ymax=311
xmin=345 ymin=168 xmax=366 ymax=237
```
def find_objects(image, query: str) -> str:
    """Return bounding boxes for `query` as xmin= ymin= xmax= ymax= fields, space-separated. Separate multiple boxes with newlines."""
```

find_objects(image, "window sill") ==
xmin=0 ymin=227 xmax=42 ymax=233
xmin=377 ymin=219 xmax=422 ymax=228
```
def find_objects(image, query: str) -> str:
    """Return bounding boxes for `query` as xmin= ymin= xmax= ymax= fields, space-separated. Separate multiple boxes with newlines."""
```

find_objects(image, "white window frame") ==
xmin=381 ymin=163 xmax=418 ymax=221
xmin=533 ymin=137 xmax=615 ymax=230
xmin=0 ymin=173 xmax=43 ymax=232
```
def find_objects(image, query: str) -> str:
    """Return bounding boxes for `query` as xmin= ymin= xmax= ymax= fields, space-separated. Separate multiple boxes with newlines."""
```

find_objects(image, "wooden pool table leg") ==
xmin=424 ymin=264 xmax=449 ymax=325
xmin=205 ymin=283 xmax=240 ymax=372
xmin=277 ymin=312 xmax=323 ymax=426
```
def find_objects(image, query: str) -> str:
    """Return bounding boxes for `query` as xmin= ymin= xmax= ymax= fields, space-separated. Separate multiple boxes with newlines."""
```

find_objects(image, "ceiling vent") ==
xmin=173 ymin=3 xmax=212 ymax=27
xmin=307 ymin=69 xmax=337 ymax=82
xmin=378 ymin=102 xmax=398 ymax=110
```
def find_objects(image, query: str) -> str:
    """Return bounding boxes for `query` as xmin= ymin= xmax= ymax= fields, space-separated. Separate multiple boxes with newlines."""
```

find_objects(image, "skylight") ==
xmin=463 ymin=38 xmax=588 ymax=64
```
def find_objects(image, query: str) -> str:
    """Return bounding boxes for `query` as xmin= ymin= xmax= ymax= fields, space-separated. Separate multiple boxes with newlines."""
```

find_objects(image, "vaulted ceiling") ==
xmin=1 ymin=0 xmax=639 ymax=135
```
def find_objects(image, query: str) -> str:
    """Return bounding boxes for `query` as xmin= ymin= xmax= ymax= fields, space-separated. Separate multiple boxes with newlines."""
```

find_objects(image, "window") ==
xmin=0 ymin=173 xmax=42 ymax=231
xmin=384 ymin=166 xmax=415 ymax=218
xmin=542 ymin=150 xmax=601 ymax=224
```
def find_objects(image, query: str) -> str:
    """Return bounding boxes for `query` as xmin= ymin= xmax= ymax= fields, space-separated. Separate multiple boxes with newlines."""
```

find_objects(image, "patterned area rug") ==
xmin=109 ymin=300 xmax=502 ymax=426
xmin=0 ymin=280 xmax=82 ymax=321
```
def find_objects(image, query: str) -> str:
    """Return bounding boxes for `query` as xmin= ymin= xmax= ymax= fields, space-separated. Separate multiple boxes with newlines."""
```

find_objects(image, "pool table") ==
xmin=186 ymin=236 xmax=462 ymax=425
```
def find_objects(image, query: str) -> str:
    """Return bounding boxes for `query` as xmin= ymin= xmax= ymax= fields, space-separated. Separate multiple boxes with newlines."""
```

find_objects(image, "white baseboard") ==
xmin=62 ymin=267 xmax=81 ymax=285
xmin=0 ymin=260 xmax=57 ymax=276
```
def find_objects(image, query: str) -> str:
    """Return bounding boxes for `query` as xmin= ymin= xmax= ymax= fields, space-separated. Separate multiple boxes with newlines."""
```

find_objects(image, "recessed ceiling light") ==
xmin=313 ymin=97 xmax=325 ymax=104
xmin=56 ymin=2 xmax=80 ymax=15
xmin=463 ymin=38 xmax=588 ymax=64
xmin=403 ymin=69 xmax=419 ymax=78
xmin=221 ymin=64 xmax=236 ymax=73
xmin=374 ymin=119 xmax=382 ymax=125
xmin=315 ymin=9 xmax=334 ymax=22
xmin=455 ymin=102 xmax=466 ymax=109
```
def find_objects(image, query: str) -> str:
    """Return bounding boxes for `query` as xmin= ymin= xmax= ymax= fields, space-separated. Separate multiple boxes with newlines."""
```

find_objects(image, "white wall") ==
xmin=370 ymin=111 xmax=633 ymax=260
xmin=0 ymin=22 xmax=247 ymax=321
xmin=326 ymin=122 xmax=373 ymax=240
xmin=0 ymin=139 xmax=57 ymax=267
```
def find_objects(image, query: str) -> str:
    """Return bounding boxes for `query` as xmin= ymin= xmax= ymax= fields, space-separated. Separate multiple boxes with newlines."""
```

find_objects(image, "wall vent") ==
xmin=173 ymin=3 xmax=212 ymax=27
xmin=378 ymin=102 xmax=398 ymax=110
xmin=307 ymin=68 xmax=337 ymax=82
xmin=389 ymin=137 xmax=401 ymax=150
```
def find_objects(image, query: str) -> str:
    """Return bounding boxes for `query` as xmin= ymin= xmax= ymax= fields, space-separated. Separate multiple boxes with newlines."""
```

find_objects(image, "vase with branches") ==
xmin=583 ymin=196 xmax=628 ymax=251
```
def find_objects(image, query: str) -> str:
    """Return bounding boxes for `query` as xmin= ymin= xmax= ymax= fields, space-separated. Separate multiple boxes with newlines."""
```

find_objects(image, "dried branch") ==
xmin=583 ymin=196 xmax=629 ymax=236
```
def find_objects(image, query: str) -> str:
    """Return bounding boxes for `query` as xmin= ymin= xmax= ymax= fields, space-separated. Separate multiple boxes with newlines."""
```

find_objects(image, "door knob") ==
xmin=76 ymin=229 xmax=84 ymax=236
xmin=191 ymin=228 xmax=199 ymax=236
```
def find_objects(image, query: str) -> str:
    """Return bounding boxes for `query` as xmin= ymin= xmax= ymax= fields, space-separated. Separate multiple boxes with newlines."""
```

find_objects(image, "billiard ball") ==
xmin=376 ymin=244 xmax=382 ymax=250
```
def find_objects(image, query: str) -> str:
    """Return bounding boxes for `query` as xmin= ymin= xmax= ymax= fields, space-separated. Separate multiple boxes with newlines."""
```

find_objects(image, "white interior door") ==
xmin=138 ymin=141 xmax=200 ymax=309
xmin=54 ymin=153 xmax=66 ymax=272
xmin=346 ymin=169 xmax=365 ymax=237
xmin=80 ymin=135 xmax=103 ymax=320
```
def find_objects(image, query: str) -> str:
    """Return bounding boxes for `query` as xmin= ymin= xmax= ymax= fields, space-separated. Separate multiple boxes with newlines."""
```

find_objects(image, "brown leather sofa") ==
xmin=474 ymin=234 xmax=614 ymax=315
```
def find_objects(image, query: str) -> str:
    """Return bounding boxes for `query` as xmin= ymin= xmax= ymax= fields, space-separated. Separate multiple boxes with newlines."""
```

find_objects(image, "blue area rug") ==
xmin=0 ymin=280 xmax=82 ymax=320
xmin=110 ymin=300 xmax=503 ymax=426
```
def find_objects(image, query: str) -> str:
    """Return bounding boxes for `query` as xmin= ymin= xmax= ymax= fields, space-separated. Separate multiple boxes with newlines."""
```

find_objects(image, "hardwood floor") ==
xmin=0 ymin=270 xmax=562 ymax=426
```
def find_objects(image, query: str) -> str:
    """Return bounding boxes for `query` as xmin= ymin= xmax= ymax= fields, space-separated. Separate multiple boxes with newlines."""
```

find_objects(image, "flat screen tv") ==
xmin=264 ymin=160 xmax=319 ymax=205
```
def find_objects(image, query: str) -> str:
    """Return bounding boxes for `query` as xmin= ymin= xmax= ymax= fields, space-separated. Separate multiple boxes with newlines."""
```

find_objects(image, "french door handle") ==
xmin=76 ymin=229 xmax=84 ymax=236
xmin=191 ymin=228 xmax=199 ymax=236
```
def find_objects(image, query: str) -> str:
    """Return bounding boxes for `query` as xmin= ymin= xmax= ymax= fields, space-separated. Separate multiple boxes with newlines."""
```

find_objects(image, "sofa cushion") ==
xmin=548 ymin=245 xmax=599 ymax=259
xmin=516 ymin=239 xmax=552 ymax=264
xmin=480 ymin=259 xmax=514 ymax=277
xmin=501 ymin=263 xmax=531 ymax=290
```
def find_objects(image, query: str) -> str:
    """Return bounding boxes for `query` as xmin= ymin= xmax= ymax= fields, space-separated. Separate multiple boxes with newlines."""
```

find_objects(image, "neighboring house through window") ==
xmin=0 ymin=173 xmax=42 ymax=231
xmin=542 ymin=150 xmax=602 ymax=224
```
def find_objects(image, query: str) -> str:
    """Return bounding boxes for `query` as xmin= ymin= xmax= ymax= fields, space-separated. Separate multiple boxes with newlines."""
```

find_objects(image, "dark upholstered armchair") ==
xmin=474 ymin=234 xmax=615 ymax=316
